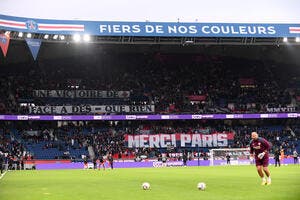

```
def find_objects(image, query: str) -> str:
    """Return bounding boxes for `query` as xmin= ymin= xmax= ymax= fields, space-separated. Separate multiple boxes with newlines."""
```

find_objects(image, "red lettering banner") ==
xmin=125 ymin=132 xmax=234 ymax=148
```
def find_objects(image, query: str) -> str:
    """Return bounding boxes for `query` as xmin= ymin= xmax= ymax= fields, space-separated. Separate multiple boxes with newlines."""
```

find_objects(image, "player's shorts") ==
xmin=255 ymin=154 xmax=269 ymax=167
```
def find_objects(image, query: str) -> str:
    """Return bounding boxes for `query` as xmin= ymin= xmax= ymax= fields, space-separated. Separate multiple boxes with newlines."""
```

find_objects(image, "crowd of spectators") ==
xmin=0 ymin=54 xmax=299 ymax=114
xmin=0 ymin=52 xmax=299 ymax=164
xmin=0 ymin=126 xmax=29 ymax=170
xmin=1 ymin=120 xmax=298 ymax=161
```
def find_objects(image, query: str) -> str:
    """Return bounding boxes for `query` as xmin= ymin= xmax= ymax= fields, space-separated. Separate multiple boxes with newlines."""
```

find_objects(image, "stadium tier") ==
xmin=0 ymin=121 xmax=299 ymax=161
xmin=0 ymin=53 xmax=299 ymax=115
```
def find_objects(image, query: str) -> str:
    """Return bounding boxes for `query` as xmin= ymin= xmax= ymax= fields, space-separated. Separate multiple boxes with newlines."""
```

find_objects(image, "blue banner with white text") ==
xmin=0 ymin=14 xmax=299 ymax=37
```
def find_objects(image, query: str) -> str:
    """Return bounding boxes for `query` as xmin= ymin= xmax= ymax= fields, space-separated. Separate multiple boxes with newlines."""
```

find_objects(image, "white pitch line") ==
xmin=0 ymin=171 xmax=8 ymax=180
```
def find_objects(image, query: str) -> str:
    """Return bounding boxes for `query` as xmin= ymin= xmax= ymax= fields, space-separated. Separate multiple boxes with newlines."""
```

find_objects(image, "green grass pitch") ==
xmin=0 ymin=165 xmax=299 ymax=200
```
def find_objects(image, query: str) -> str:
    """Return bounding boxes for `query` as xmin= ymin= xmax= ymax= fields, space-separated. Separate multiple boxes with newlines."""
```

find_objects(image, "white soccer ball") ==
xmin=142 ymin=182 xmax=151 ymax=190
xmin=197 ymin=182 xmax=206 ymax=190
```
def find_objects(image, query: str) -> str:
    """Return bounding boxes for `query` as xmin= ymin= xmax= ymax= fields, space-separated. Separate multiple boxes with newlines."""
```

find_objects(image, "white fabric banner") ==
xmin=29 ymin=105 xmax=154 ymax=114
xmin=33 ymin=90 xmax=130 ymax=98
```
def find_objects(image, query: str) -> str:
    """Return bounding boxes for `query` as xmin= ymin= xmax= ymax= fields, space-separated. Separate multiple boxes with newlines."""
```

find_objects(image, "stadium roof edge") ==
xmin=3 ymin=31 xmax=300 ymax=46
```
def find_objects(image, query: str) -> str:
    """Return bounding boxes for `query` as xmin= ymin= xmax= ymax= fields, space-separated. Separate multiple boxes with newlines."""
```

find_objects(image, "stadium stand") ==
xmin=1 ymin=120 xmax=299 ymax=161
xmin=0 ymin=46 xmax=299 ymax=163
xmin=0 ymin=54 xmax=299 ymax=115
